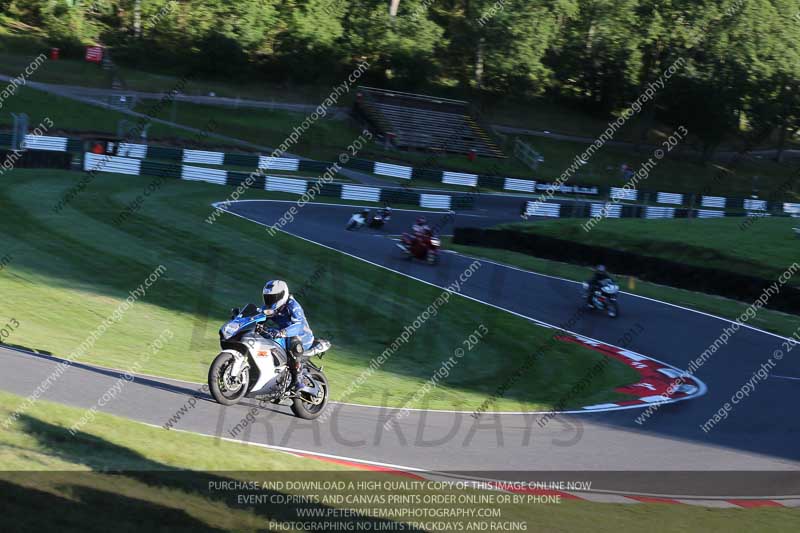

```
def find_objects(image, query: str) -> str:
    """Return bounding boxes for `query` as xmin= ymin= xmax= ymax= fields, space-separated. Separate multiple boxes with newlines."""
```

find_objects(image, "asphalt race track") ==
xmin=1 ymin=199 xmax=798 ymax=498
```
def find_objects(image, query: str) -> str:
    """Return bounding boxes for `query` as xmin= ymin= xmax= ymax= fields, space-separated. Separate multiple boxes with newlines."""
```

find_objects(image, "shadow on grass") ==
xmin=13 ymin=415 xmax=425 ymax=532
xmin=0 ymin=478 xmax=224 ymax=533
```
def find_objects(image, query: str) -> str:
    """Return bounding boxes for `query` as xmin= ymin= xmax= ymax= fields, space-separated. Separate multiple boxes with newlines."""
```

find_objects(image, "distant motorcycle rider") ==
xmin=412 ymin=216 xmax=430 ymax=237
xmin=586 ymin=265 xmax=612 ymax=308
xmin=347 ymin=209 xmax=369 ymax=230
xmin=261 ymin=280 xmax=315 ymax=393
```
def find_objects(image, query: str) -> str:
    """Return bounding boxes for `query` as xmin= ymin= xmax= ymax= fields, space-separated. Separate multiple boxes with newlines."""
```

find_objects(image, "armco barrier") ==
xmin=524 ymin=202 xmax=561 ymax=218
xmin=5 ymin=134 xmax=796 ymax=213
xmin=79 ymin=152 xmax=458 ymax=211
xmin=453 ymin=227 xmax=800 ymax=313
xmin=183 ymin=149 xmax=224 ymax=165
xmin=443 ymin=171 xmax=478 ymax=187
xmin=590 ymin=203 xmax=622 ymax=219
xmin=375 ymin=161 xmax=412 ymax=179
xmin=505 ymin=177 xmax=536 ymax=193
xmin=342 ymin=184 xmax=381 ymax=202
xmin=182 ymin=165 xmax=227 ymax=184
xmin=701 ymin=195 xmax=726 ymax=209
xmin=420 ymin=193 xmax=452 ymax=210
xmin=83 ymin=153 xmax=141 ymax=175
xmin=23 ymin=135 xmax=68 ymax=152
xmin=656 ymin=192 xmax=683 ymax=205
xmin=259 ymin=156 xmax=300 ymax=171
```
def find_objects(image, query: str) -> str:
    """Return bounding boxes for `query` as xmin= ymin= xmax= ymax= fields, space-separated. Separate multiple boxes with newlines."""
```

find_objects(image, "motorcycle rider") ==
xmin=401 ymin=216 xmax=430 ymax=251
xmin=412 ymin=216 xmax=430 ymax=236
xmin=347 ymin=209 xmax=369 ymax=230
xmin=261 ymin=280 xmax=315 ymax=393
xmin=586 ymin=265 xmax=612 ymax=308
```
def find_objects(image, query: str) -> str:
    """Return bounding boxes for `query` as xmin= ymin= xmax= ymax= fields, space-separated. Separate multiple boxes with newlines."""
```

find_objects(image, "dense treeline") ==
xmin=3 ymin=0 xmax=800 ymax=156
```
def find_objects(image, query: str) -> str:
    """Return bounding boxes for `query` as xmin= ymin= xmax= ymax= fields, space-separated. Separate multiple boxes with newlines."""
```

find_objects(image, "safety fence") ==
xmin=522 ymin=201 xmax=796 ymax=220
xmin=1 ymin=132 xmax=796 ymax=215
xmin=82 ymin=153 xmax=457 ymax=210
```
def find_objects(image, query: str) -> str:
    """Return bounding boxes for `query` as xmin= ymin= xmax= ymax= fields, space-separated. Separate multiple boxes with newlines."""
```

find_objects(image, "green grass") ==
xmin=4 ymin=390 xmax=798 ymax=532
xmin=134 ymin=99 xmax=367 ymax=161
xmin=0 ymin=169 xmax=639 ymax=412
xmin=0 ymin=87 xmax=258 ymax=153
xmin=444 ymin=238 xmax=800 ymax=338
xmin=498 ymin=218 xmax=800 ymax=288
xmin=522 ymin=135 xmax=799 ymax=198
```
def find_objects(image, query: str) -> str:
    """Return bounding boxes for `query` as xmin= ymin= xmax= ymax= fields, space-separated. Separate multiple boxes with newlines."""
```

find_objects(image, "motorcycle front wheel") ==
xmin=607 ymin=301 xmax=619 ymax=318
xmin=208 ymin=351 xmax=250 ymax=406
xmin=291 ymin=369 xmax=329 ymax=420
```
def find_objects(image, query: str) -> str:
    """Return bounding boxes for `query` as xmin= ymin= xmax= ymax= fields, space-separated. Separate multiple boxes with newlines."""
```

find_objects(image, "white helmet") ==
xmin=262 ymin=280 xmax=289 ymax=316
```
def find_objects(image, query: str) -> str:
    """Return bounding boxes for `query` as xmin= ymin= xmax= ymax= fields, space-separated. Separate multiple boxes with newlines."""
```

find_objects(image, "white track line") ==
xmin=771 ymin=375 xmax=800 ymax=382
xmin=214 ymin=200 xmax=708 ymax=415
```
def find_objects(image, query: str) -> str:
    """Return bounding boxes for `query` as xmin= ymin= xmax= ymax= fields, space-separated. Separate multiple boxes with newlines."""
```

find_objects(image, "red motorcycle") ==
xmin=398 ymin=230 xmax=440 ymax=264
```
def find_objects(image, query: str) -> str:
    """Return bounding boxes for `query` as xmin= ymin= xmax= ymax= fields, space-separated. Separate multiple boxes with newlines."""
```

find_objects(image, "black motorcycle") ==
xmin=581 ymin=279 xmax=620 ymax=318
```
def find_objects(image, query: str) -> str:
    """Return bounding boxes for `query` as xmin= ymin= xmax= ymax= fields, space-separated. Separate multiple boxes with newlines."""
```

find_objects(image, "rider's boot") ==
xmin=291 ymin=363 xmax=314 ymax=394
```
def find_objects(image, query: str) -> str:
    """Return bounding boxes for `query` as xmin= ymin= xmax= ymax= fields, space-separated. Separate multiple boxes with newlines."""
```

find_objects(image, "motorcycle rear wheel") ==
xmin=291 ymin=369 xmax=329 ymax=420
xmin=208 ymin=351 xmax=250 ymax=406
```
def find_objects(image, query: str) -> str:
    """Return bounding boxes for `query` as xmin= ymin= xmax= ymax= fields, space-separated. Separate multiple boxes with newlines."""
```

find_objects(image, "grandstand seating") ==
xmin=354 ymin=87 xmax=505 ymax=158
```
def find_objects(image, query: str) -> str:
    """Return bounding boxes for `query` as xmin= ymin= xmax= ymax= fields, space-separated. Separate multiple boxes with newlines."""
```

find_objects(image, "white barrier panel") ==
xmin=504 ymin=178 xmax=536 ymax=193
xmin=259 ymin=156 xmax=300 ymax=171
xmin=701 ymin=196 xmax=726 ymax=208
xmin=341 ymin=184 xmax=381 ymax=203
xmin=117 ymin=143 xmax=148 ymax=159
xmin=645 ymin=207 xmax=675 ymax=219
xmin=181 ymin=165 xmax=227 ymax=185
xmin=23 ymin=135 xmax=68 ymax=152
xmin=442 ymin=171 xmax=478 ymax=187
xmin=783 ymin=203 xmax=800 ymax=216
xmin=743 ymin=198 xmax=767 ymax=211
xmin=574 ymin=185 xmax=600 ymax=195
xmin=374 ymin=162 xmax=412 ymax=180
xmin=525 ymin=202 xmax=561 ymax=218
xmin=420 ymin=194 xmax=452 ymax=210
xmin=183 ymin=150 xmax=225 ymax=165
xmin=656 ymin=192 xmax=683 ymax=205
xmin=83 ymin=152 xmax=141 ymax=175
xmin=265 ymin=176 xmax=307 ymax=195
xmin=610 ymin=187 xmax=638 ymax=201
xmin=697 ymin=209 xmax=725 ymax=218
xmin=590 ymin=203 xmax=622 ymax=218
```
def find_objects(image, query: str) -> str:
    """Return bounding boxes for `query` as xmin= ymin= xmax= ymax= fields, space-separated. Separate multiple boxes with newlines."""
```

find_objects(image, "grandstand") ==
xmin=354 ymin=86 xmax=505 ymax=158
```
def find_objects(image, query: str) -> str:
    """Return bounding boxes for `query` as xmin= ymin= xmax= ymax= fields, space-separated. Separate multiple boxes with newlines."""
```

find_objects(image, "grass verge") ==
xmin=497 ymin=218 xmax=800 ymax=288
xmin=520 ymin=134 xmax=799 ymax=198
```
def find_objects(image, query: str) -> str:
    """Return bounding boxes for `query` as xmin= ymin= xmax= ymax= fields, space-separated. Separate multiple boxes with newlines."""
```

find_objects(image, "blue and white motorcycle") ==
xmin=208 ymin=304 xmax=331 ymax=419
